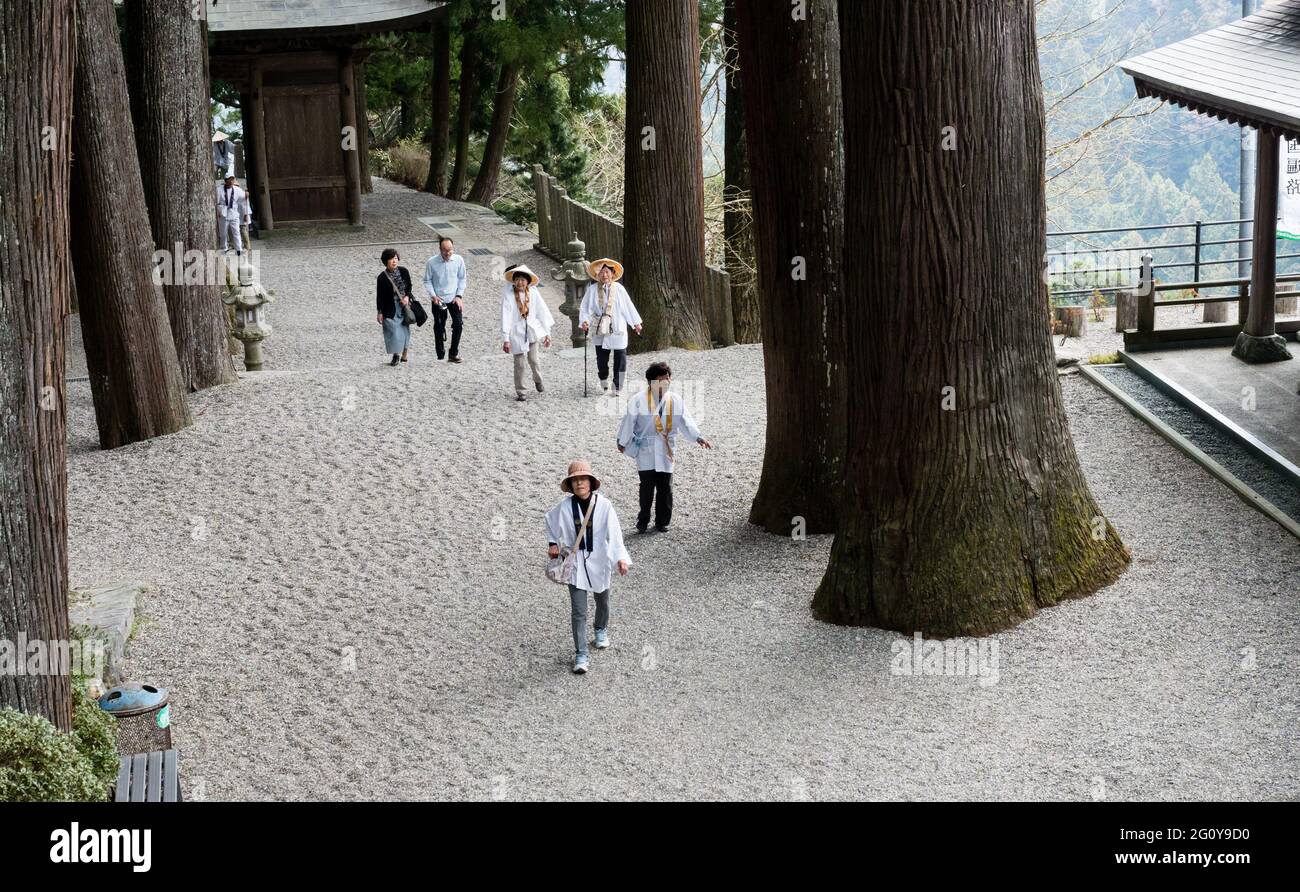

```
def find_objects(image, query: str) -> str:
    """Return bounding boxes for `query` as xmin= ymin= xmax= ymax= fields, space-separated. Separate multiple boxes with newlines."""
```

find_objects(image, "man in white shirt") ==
xmin=422 ymin=236 xmax=468 ymax=362
xmin=215 ymin=174 xmax=251 ymax=255
xmin=616 ymin=361 xmax=712 ymax=533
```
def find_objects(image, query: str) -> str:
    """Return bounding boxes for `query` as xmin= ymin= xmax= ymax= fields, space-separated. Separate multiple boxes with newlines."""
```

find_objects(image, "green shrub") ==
xmin=0 ymin=687 xmax=118 ymax=802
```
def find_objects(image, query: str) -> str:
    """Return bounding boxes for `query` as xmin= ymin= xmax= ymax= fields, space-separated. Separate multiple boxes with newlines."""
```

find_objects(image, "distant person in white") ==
xmin=212 ymin=131 xmax=236 ymax=180
xmin=215 ymin=174 xmax=251 ymax=255
xmin=500 ymin=265 xmax=554 ymax=401
xmin=579 ymin=257 xmax=641 ymax=395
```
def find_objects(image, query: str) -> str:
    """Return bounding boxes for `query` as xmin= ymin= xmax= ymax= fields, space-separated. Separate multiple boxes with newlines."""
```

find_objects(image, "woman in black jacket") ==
xmin=376 ymin=247 xmax=414 ymax=366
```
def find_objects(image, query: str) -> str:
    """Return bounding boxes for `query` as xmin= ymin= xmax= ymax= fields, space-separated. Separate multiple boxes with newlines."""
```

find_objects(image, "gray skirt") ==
xmin=383 ymin=305 xmax=410 ymax=355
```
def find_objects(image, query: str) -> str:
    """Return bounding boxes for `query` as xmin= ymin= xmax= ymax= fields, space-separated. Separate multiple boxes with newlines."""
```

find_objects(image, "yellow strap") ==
xmin=647 ymin=388 xmax=673 ymax=434
xmin=515 ymin=289 xmax=530 ymax=318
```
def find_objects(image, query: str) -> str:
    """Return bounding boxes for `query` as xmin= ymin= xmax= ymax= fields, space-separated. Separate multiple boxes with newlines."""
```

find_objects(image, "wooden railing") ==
xmin=1118 ymin=252 xmax=1300 ymax=349
xmin=531 ymin=165 xmax=734 ymax=345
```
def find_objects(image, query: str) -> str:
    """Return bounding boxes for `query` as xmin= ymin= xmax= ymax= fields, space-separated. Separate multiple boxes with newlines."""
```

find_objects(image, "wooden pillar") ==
xmin=1246 ymin=132 xmax=1280 ymax=338
xmin=339 ymin=50 xmax=363 ymax=226
xmin=248 ymin=61 xmax=274 ymax=231
xmin=1232 ymin=131 xmax=1291 ymax=362
xmin=354 ymin=54 xmax=372 ymax=194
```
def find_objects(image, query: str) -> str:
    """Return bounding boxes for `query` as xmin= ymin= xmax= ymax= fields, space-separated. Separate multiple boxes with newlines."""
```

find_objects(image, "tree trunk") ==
xmin=424 ymin=15 xmax=451 ymax=195
xmin=465 ymin=62 xmax=521 ymax=206
xmin=356 ymin=59 xmax=373 ymax=194
xmin=735 ymin=0 xmax=846 ymax=535
xmin=723 ymin=0 xmax=760 ymax=344
xmin=71 ymin=0 xmax=192 ymax=450
xmin=623 ymin=0 xmax=712 ymax=351
xmin=814 ymin=0 xmax=1129 ymax=637
xmin=125 ymin=0 xmax=237 ymax=392
xmin=448 ymin=27 xmax=481 ymax=201
xmin=0 ymin=0 xmax=76 ymax=732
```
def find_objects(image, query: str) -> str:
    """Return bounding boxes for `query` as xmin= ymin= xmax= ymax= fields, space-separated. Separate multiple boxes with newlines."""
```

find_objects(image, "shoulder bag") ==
xmin=545 ymin=496 xmax=597 ymax=585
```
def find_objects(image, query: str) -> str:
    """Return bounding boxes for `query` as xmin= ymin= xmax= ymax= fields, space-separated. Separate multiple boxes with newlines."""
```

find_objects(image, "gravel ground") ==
xmin=1093 ymin=365 xmax=1300 ymax=522
xmin=65 ymin=179 xmax=1300 ymax=801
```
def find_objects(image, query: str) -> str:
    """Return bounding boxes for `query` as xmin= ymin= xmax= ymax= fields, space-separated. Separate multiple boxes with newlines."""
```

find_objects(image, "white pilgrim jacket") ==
xmin=500 ymin=284 xmax=555 ymax=355
xmin=216 ymin=183 xmax=251 ymax=223
xmin=578 ymin=281 xmax=642 ymax=351
xmin=544 ymin=493 xmax=633 ymax=594
xmin=616 ymin=386 xmax=705 ymax=474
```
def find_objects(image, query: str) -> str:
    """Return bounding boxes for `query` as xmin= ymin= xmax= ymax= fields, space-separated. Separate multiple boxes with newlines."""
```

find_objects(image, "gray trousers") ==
xmin=513 ymin=341 xmax=543 ymax=396
xmin=219 ymin=217 xmax=243 ymax=253
xmin=568 ymin=584 xmax=610 ymax=657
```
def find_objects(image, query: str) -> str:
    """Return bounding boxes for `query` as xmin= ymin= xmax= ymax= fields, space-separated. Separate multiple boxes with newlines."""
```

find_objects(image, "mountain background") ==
xmin=1037 ymin=0 xmax=1297 ymax=286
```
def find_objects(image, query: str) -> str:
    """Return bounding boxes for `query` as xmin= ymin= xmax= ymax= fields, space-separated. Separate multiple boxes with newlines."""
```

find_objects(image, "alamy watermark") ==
xmin=0 ymin=633 xmax=105 ymax=679
xmin=890 ymin=632 xmax=999 ymax=687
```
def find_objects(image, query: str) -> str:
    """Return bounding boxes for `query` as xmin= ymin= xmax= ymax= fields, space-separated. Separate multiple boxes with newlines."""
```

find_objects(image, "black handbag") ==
xmin=405 ymin=297 xmax=428 ymax=327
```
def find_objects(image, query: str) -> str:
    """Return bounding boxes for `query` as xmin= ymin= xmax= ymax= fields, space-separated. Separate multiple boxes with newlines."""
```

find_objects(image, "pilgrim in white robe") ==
xmin=500 ymin=284 xmax=555 ymax=354
xmin=544 ymin=492 xmax=632 ymax=594
xmin=616 ymin=386 xmax=705 ymax=474
xmin=578 ymin=281 xmax=642 ymax=351
xmin=215 ymin=182 xmax=251 ymax=253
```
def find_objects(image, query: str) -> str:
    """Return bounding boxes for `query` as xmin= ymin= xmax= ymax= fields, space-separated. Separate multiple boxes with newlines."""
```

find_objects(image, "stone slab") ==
xmin=68 ymin=582 xmax=144 ymax=686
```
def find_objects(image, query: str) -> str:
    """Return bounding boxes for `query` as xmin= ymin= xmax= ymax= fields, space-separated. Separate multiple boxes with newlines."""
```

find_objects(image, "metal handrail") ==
xmin=1048 ymin=218 xmax=1253 ymax=238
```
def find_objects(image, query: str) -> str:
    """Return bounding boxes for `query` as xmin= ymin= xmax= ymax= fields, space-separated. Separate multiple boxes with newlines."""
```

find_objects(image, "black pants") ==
xmin=595 ymin=345 xmax=627 ymax=391
xmin=637 ymin=470 xmax=673 ymax=529
xmin=432 ymin=300 xmax=463 ymax=359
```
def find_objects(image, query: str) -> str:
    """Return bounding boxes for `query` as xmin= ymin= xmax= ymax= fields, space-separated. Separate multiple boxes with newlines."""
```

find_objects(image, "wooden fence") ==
xmin=531 ymin=165 xmax=734 ymax=345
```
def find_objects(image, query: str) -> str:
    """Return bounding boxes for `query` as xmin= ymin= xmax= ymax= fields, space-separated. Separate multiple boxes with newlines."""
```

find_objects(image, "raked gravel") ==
xmin=64 ymin=179 xmax=1300 ymax=801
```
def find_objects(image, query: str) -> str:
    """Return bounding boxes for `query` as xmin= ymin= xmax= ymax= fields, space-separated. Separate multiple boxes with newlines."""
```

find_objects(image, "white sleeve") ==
xmin=606 ymin=502 xmax=631 ymax=566
xmin=677 ymin=396 xmax=704 ymax=443
xmin=536 ymin=289 xmax=555 ymax=331
xmin=616 ymin=399 xmax=637 ymax=448
xmin=544 ymin=504 xmax=563 ymax=545
xmin=620 ymin=285 xmax=642 ymax=328
xmin=578 ymin=285 xmax=594 ymax=327
xmin=500 ymin=289 xmax=513 ymax=342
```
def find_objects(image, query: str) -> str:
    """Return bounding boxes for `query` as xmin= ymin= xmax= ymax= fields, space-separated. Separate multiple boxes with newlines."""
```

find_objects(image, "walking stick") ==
xmin=583 ymin=335 xmax=589 ymax=397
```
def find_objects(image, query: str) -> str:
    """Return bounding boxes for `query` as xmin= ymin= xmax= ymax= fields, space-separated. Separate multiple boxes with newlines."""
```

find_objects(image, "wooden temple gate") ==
xmin=207 ymin=0 xmax=444 ymax=230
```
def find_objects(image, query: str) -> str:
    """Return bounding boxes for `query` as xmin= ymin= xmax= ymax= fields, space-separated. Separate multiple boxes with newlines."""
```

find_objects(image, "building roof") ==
xmin=1119 ymin=0 xmax=1300 ymax=141
xmin=207 ymin=0 xmax=444 ymax=39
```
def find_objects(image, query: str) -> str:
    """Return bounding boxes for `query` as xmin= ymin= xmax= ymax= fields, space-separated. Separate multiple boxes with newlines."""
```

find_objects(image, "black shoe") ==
xmin=635 ymin=523 xmax=648 ymax=534
xmin=389 ymin=355 xmax=400 ymax=366
xmin=653 ymin=525 xmax=670 ymax=534
xmin=448 ymin=356 xmax=463 ymax=364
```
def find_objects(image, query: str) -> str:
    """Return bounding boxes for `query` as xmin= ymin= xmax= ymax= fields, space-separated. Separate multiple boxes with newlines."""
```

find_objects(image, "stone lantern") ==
xmin=223 ymin=261 xmax=274 ymax=371
xmin=550 ymin=231 xmax=591 ymax=349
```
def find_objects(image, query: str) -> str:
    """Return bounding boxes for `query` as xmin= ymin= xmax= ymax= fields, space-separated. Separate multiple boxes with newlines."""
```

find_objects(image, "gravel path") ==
xmin=64 ymin=179 xmax=1300 ymax=801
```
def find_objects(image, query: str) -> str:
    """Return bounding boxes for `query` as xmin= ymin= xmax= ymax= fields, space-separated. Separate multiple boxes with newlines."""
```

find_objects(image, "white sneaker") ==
xmin=594 ymin=629 xmax=610 ymax=649
xmin=572 ymin=653 xmax=589 ymax=674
